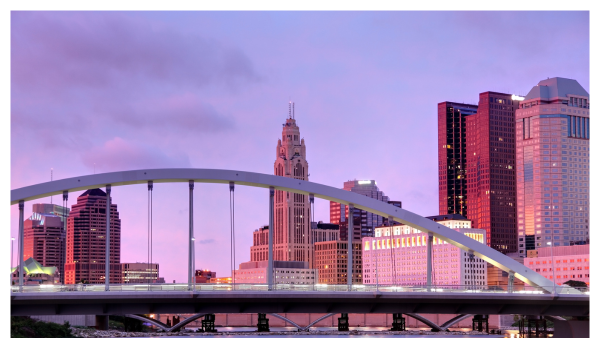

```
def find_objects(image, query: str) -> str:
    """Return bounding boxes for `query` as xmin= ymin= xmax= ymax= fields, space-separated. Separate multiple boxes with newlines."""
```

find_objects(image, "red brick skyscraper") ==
xmin=65 ymin=188 xmax=122 ymax=284
xmin=466 ymin=92 xmax=519 ymax=254
xmin=437 ymin=102 xmax=478 ymax=216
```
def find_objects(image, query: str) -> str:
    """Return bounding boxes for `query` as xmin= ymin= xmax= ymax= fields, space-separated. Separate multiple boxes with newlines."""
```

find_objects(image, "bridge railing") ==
xmin=10 ymin=283 xmax=588 ymax=295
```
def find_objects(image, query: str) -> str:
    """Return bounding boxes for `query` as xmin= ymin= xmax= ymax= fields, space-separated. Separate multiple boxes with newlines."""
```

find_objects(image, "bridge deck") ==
xmin=11 ymin=290 xmax=589 ymax=317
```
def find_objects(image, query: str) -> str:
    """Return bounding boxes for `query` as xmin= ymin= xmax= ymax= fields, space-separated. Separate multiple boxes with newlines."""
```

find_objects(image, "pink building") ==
xmin=233 ymin=261 xmax=318 ymax=285
xmin=524 ymin=244 xmax=589 ymax=286
xmin=362 ymin=214 xmax=487 ymax=286
xmin=515 ymin=77 xmax=590 ymax=256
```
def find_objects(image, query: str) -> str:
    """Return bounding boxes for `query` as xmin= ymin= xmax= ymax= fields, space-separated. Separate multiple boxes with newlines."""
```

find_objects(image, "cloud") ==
xmin=196 ymin=239 xmax=215 ymax=245
xmin=11 ymin=12 xmax=261 ymax=91
xmin=81 ymin=137 xmax=191 ymax=172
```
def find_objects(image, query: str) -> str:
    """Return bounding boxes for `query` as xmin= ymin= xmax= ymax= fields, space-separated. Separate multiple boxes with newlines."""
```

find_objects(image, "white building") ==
xmin=233 ymin=261 xmax=318 ymax=285
xmin=362 ymin=214 xmax=487 ymax=286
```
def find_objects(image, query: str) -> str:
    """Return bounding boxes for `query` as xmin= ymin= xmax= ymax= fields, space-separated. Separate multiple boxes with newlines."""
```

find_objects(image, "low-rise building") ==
xmin=314 ymin=241 xmax=362 ymax=284
xmin=121 ymin=263 xmax=159 ymax=284
xmin=524 ymin=244 xmax=589 ymax=286
xmin=195 ymin=269 xmax=216 ymax=283
xmin=233 ymin=261 xmax=318 ymax=285
xmin=11 ymin=257 xmax=59 ymax=285
xmin=362 ymin=214 xmax=487 ymax=286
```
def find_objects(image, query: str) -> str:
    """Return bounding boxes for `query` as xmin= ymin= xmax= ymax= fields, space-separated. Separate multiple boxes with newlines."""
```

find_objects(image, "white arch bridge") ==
xmin=10 ymin=169 xmax=588 ymax=318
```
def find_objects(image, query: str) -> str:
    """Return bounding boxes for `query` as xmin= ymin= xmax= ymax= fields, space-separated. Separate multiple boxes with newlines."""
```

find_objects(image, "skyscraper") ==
xmin=330 ymin=180 xmax=394 ymax=238
xmin=64 ymin=189 xmax=122 ymax=284
xmin=438 ymin=102 xmax=478 ymax=216
xmin=272 ymin=102 xmax=313 ymax=266
xmin=515 ymin=77 xmax=589 ymax=256
xmin=23 ymin=210 xmax=65 ymax=279
xmin=466 ymin=92 xmax=519 ymax=254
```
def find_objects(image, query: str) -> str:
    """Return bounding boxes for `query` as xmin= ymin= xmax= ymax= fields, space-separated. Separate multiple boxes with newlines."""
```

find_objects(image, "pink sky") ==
xmin=10 ymin=11 xmax=589 ymax=282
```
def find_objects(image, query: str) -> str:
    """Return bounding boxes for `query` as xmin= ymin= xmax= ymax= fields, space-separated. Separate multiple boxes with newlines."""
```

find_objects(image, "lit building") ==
xmin=314 ymin=241 xmax=362 ymax=285
xmin=209 ymin=277 xmax=232 ymax=284
xmin=195 ymin=269 xmax=216 ymax=283
xmin=487 ymin=252 xmax=525 ymax=288
xmin=233 ymin=261 xmax=318 ymax=285
xmin=330 ymin=180 xmax=396 ymax=239
xmin=311 ymin=222 xmax=340 ymax=244
xmin=438 ymin=102 xmax=478 ymax=216
xmin=121 ymin=263 xmax=159 ymax=284
xmin=250 ymin=225 xmax=269 ymax=262
xmin=23 ymin=211 xmax=65 ymax=279
xmin=524 ymin=244 xmax=589 ymax=286
xmin=32 ymin=203 xmax=70 ymax=225
xmin=515 ymin=77 xmax=590 ymax=255
xmin=262 ymin=102 xmax=313 ymax=266
xmin=362 ymin=214 xmax=487 ymax=286
xmin=11 ymin=257 xmax=59 ymax=285
xmin=64 ymin=188 xmax=122 ymax=284
xmin=466 ymin=92 xmax=519 ymax=254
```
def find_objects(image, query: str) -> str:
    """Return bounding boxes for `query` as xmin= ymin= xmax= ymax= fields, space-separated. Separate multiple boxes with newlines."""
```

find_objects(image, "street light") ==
xmin=11 ymin=238 xmax=15 ymax=286
xmin=547 ymin=242 xmax=556 ymax=295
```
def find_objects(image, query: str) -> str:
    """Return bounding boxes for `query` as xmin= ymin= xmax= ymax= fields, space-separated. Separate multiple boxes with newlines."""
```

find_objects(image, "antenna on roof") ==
xmin=288 ymin=101 xmax=292 ymax=119
xmin=50 ymin=168 xmax=53 ymax=204
xmin=293 ymin=102 xmax=295 ymax=119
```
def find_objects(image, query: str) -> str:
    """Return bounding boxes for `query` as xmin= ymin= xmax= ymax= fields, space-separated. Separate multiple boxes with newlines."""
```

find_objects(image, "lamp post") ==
xmin=11 ymin=237 xmax=15 ymax=286
xmin=192 ymin=237 xmax=196 ymax=291
xmin=547 ymin=241 xmax=556 ymax=295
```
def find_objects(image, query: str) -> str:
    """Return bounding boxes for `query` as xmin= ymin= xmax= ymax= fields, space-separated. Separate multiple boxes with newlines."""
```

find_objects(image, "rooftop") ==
xmin=524 ymin=77 xmax=589 ymax=101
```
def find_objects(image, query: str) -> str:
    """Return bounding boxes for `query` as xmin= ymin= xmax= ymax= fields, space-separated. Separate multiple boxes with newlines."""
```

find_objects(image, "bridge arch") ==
xmin=11 ymin=168 xmax=553 ymax=289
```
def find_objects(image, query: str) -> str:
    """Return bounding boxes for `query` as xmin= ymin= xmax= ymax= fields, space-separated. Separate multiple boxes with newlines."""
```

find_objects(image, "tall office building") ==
xmin=272 ymin=102 xmax=312 ymax=266
xmin=438 ymin=102 xmax=478 ymax=216
xmin=466 ymin=92 xmax=519 ymax=254
xmin=64 ymin=188 xmax=122 ymax=284
xmin=330 ymin=180 xmax=395 ymax=238
xmin=32 ymin=203 xmax=70 ymax=225
xmin=23 ymin=210 xmax=65 ymax=278
xmin=515 ymin=77 xmax=589 ymax=256
xmin=121 ymin=263 xmax=159 ymax=284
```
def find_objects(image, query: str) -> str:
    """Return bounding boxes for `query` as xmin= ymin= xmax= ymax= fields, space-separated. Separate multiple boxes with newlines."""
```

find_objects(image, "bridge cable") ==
xmin=388 ymin=218 xmax=396 ymax=286
xmin=229 ymin=182 xmax=235 ymax=285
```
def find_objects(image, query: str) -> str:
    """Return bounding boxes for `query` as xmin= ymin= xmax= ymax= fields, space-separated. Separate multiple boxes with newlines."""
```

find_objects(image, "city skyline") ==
xmin=10 ymin=11 xmax=589 ymax=283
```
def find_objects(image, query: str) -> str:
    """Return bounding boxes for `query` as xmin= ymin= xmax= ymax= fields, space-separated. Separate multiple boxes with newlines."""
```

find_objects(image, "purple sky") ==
xmin=10 ymin=11 xmax=589 ymax=283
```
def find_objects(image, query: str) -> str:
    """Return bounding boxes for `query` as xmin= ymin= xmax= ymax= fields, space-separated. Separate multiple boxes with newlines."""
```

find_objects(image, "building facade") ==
xmin=32 ymin=203 xmax=70 ymax=225
xmin=23 ymin=211 xmax=65 ymax=278
xmin=121 ymin=263 xmax=159 ymax=284
xmin=64 ymin=189 xmax=122 ymax=284
xmin=233 ymin=261 xmax=318 ymax=285
xmin=466 ymin=92 xmax=519 ymax=254
xmin=524 ymin=244 xmax=589 ymax=286
xmin=515 ymin=77 xmax=590 ymax=255
xmin=362 ymin=214 xmax=487 ymax=286
xmin=271 ymin=103 xmax=312 ymax=266
xmin=195 ymin=270 xmax=217 ymax=283
xmin=314 ymin=241 xmax=362 ymax=285
xmin=330 ymin=180 xmax=394 ymax=239
xmin=438 ymin=102 xmax=478 ymax=216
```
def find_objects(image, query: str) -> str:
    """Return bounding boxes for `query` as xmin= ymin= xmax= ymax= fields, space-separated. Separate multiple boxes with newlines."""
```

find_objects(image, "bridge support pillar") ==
xmin=427 ymin=232 xmax=433 ymax=290
xmin=188 ymin=181 xmax=194 ymax=291
xmin=347 ymin=204 xmax=354 ymax=290
xmin=18 ymin=200 xmax=24 ymax=292
xmin=105 ymin=185 xmax=111 ymax=291
xmin=257 ymin=313 xmax=270 ymax=332
xmin=390 ymin=313 xmax=406 ymax=331
xmin=201 ymin=314 xmax=217 ymax=332
xmin=338 ymin=313 xmax=349 ymax=331
xmin=268 ymin=187 xmax=274 ymax=290
xmin=472 ymin=315 xmax=489 ymax=333
xmin=95 ymin=315 xmax=109 ymax=330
